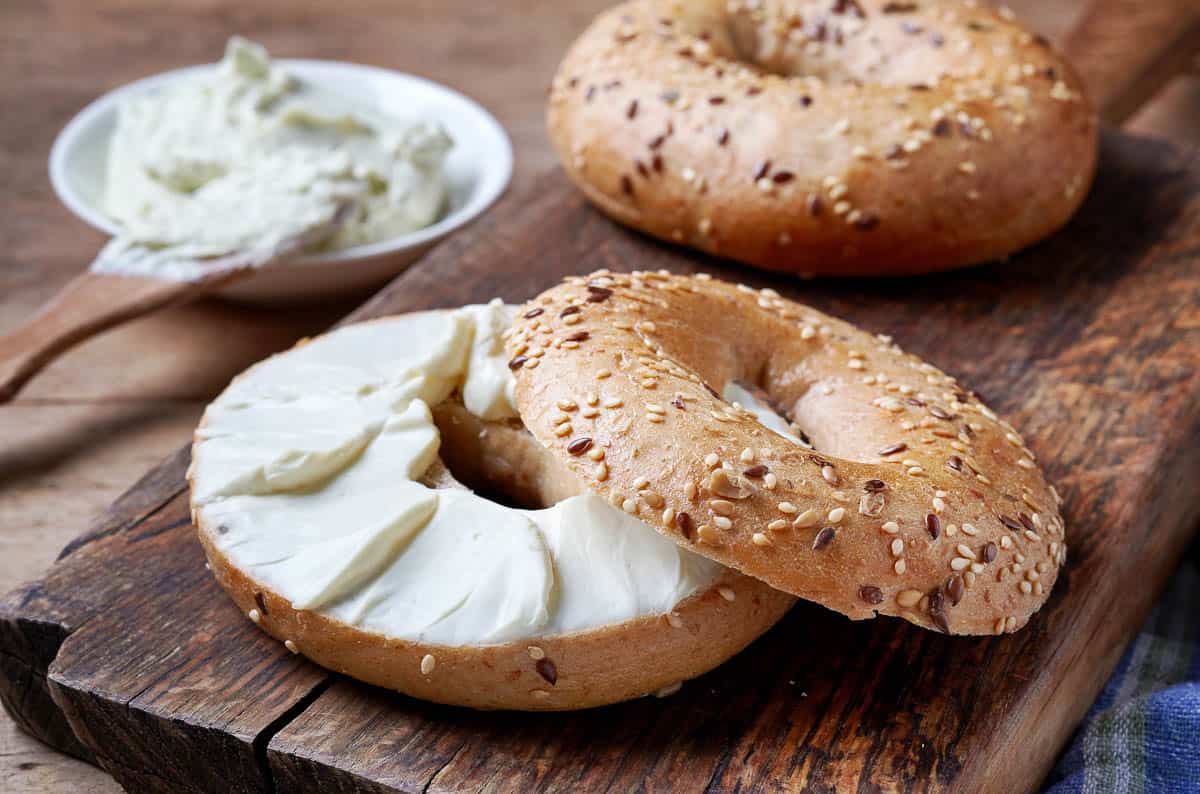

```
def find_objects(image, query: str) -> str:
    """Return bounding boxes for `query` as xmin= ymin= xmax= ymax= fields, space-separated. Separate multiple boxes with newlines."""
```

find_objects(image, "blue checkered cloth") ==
xmin=1043 ymin=549 xmax=1200 ymax=794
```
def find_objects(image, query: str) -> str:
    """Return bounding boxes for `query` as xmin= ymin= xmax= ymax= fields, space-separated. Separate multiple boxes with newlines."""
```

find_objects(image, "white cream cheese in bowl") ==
xmin=50 ymin=38 xmax=512 ymax=302
xmin=189 ymin=302 xmax=723 ymax=645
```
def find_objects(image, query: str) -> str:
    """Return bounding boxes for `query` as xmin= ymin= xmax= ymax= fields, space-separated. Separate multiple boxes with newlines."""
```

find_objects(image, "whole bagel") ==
xmin=191 ymin=311 xmax=795 ymax=711
xmin=547 ymin=0 xmax=1098 ymax=276
xmin=507 ymin=272 xmax=1066 ymax=635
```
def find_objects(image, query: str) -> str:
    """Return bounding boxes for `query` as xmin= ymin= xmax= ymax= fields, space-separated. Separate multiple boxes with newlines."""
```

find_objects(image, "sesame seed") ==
xmin=894 ymin=559 xmax=907 ymax=574
xmin=714 ymin=516 xmax=733 ymax=530
xmin=788 ymin=509 xmax=818 ymax=529
xmin=946 ymin=574 xmax=965 ymax=606
xmin=768 ymin=519 xmax=789 ymax=531
xmin=828 ymin=507 xmax=846 ymax=524
xmin=897 ymin=589 xmax=922 ymax=607
xmin=697 ymin=525 xmax=719 ymax=544
xmin=778 ymin=502 xmax=798 ymax=514
xmin=420 ymin=654 xmax=436 ymax=675
xmin=951 ymin=557 xmax=971 ymax=571
xmin=860 ymin=585 xmax=884 ymax=605
xmin=813 ymin=527 xmax=837 ymax=550
xmin=710 ymin=499 xmax=734 ymax=516
xmin=752 ymin=532 xmax=772 ymax=547
xmin=535 ymin=658 xmax=558 ymax=685
xmin=882 ymin=520 xmax=900 ymax=534
xmin=956 ymin=543 xmax=977 ymax=560
xmin=718 ymin=586 xmax=736 ymax=601
xmin=527 ymin=646 xmax=545 ymax=660
xmin=891 ymin=538 xmax=904 ymax=557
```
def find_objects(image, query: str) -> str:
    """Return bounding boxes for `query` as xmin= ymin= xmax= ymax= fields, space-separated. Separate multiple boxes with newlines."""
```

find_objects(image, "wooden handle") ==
xmin=0 ymin=272 xmax=210 ymax=402
xmin=1063 ymin=0 xmax=1200 ymax=124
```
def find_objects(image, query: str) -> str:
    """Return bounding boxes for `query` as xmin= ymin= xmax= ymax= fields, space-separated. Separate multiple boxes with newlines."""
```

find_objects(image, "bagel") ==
xmin=547 ymin=0 xmax=1098 ymax=276
xmin=507 ymin=271 xmax=1066 ymax=635
xmin=188 ymin=303 xmax=794 ymax=710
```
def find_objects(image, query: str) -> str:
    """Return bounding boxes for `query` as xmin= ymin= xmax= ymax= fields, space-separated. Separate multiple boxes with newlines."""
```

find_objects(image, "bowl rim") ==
xmin=47 ymin=57 xmax=514 ymax=266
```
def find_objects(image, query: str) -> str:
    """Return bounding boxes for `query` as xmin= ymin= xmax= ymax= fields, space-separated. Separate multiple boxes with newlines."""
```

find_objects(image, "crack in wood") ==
xmin=254 ymin=676 xmax=334 ymax=794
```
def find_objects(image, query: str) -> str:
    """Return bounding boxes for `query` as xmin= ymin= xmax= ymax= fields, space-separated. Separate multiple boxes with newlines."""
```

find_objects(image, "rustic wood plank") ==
xmin=3 ymin=1 xmax=1199 ymax=791
xmin=0 ymin=129 xmax=1195 ymax=793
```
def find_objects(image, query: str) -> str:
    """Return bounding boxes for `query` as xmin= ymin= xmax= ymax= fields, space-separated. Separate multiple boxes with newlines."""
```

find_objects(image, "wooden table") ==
xmin=0 ymin=1 xmax=1196 ymax=791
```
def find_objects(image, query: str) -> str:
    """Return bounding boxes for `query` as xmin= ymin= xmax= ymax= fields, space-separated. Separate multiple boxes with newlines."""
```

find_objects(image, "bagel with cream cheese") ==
xmin=189 ymin=303 xmax=795 ymax=711
xmin=507 ymin=271 xmax=1066 ymax=635
xmin=548 ymin=0 xmax=1098 ymax=276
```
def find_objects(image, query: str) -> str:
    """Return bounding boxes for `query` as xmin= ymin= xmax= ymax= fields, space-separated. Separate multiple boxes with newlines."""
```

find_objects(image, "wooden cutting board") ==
xmin=1 ymin=130 xmax=1198 ymax=794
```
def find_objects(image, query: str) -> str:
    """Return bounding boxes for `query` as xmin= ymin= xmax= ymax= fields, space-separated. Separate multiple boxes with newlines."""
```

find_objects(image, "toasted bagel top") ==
xmin=508 ymin=271 xmax=1066 ymax=634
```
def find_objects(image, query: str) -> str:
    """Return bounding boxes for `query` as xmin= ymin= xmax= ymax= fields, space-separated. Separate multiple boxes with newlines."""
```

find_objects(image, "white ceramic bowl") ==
xmin=49 ymin=59 xmax=513 ymax=303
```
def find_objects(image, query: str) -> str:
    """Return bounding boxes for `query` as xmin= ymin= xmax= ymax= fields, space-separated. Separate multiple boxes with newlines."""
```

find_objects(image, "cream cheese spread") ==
xmin=190 ymin=301 xmax=721 ymax=645
xmin=97 ymin=37 xmax=452 ymax=280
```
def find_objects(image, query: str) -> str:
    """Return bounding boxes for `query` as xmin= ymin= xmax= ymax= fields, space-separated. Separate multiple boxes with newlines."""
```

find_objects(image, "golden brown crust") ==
xmin=191 ymin=313 xmax=795 ymax=711
xmin=507 ymin=271 xmax=1066 ymax=635
xmin=197 ymin=511 xmax=794 ymax=711
xmin=547 ymin=0 xmax=1098 ymax=276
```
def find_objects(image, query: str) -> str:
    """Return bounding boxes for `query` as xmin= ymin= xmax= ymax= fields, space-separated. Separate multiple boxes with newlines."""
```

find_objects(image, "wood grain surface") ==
xmin=1 ymin=1 xmax=1198 ymax=792
xmin=2 ymin=129 xmax=1198 ymax=793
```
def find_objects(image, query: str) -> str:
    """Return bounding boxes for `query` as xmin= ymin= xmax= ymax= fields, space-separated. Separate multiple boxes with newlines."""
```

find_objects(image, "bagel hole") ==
xmin=724 ymin=380 xmax=814 ymax=449
xmin=427 ymin=398 xmax=584 ymax=510
xmin=699 ymin=6 xmax=960 ymax=87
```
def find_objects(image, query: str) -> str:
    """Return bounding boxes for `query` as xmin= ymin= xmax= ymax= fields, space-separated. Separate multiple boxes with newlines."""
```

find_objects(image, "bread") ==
xmin=547 ymin=0 xmax=1098 ymax=276
xmin=507 ymin=271 xmax=1066 ymax=634
xmin=199 ymin=523 xmax=793 ymax=711
xmin=190 ymin=310 xmax=795 ymax=711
